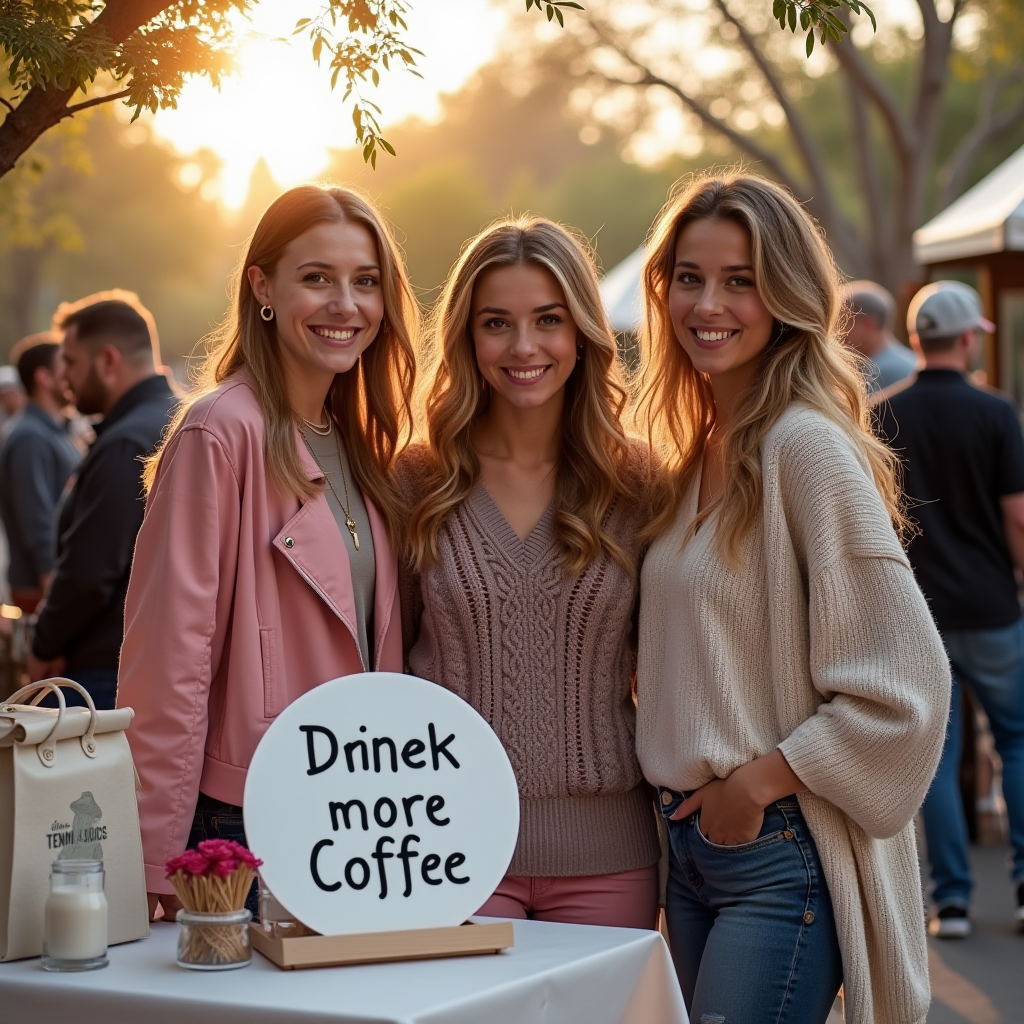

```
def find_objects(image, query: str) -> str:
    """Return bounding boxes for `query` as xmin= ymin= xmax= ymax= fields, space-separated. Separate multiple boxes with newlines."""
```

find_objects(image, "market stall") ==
xmin=0 ymin=914 xmax=685 ymax=1024
xmin=0 ymin=675 xmax=686 ymax=1024
xmin=913 ymin=143 xmax=1024 ymax=401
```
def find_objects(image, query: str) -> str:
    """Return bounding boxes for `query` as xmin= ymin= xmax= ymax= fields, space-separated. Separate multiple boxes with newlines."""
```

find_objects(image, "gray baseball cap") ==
xmin=0 ymin=366 xmax=19 ymax=391
xmin=908 ymin=281 xmax=995 ymax=340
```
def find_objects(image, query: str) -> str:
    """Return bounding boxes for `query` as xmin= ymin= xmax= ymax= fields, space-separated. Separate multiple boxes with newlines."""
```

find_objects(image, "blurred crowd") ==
xmin=0 ymin=291 xmax=176 ymax=711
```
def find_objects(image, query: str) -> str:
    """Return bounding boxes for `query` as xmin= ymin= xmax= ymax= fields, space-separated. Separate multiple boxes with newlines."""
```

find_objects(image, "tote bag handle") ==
xmin=5 ymin=678 xmax=100 ymax=767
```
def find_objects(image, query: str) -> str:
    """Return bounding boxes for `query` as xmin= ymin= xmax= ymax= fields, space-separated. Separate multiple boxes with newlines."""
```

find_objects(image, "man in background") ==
xmin=28 ymin=293 xmax=177 ymax=710
xmin=0 ymin=365 xmax=27 ymax=450
xmin=875 ymin=282 xmax=1024 ymax=939
xmin=843 ymin=280 xmax=918 ymax=393
xmin=0 ymin=335 xmax=81 ymax=613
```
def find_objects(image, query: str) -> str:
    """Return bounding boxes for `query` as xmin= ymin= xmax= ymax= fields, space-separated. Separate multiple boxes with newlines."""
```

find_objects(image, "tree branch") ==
xmin=64 ymin=88 xmax=134 ymax=116
xmin=712 ymin=0 xmax=861 ymax=265
xmin=829 ymin=33 xmax=915 ymax=161
xmin=0 ymin=0 xmax=172 ymax=177
xmin=585 ymin=17 xmax=806 ymax=198
xmin=848 ymin=77 xmax=889 ymax=283
xmin=938 ymin=65 xmax=1024 ymax=207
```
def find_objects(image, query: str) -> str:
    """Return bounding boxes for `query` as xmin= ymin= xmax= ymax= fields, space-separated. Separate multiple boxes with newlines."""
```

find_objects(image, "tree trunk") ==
xmin=9 ymin=247 xmax=45 ymax=341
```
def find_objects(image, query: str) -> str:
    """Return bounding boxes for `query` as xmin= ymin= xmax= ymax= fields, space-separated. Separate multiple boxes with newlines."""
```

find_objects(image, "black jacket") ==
xmin=33 ymin=375 xmax=177 ymax=672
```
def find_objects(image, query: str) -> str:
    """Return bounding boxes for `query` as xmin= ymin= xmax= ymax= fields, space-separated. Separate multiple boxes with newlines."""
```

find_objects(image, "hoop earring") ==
xmin=260 ymin=305 xmax=274 ymax=322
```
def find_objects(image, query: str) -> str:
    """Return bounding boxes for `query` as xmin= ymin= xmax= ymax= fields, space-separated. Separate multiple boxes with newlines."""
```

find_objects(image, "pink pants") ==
xmin=475 ymin=865 xmax=659 ymax=930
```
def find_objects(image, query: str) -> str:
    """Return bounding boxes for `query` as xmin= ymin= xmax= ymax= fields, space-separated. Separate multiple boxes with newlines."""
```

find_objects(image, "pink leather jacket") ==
xmin=117 ymin=373 xmax=402 ymax=892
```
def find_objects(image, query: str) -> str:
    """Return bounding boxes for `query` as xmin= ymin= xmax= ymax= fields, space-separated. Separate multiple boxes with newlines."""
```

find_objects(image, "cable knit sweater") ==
xmin=638 ymin=404 xmax=950 ymax=1024
xmin=399 ymin=445 xmax=660 ymax=877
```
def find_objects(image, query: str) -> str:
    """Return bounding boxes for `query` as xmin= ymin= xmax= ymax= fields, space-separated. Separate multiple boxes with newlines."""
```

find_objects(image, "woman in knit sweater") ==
xmin=399 ymin=217 xmax=661 ymax=928
xmin=634 ymin=173 xmax=950 ymax=1024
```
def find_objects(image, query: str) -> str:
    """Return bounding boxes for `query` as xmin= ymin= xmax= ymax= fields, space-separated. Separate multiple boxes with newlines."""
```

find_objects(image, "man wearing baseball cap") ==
xmin=876 ymin=281 xmax=1024 ymax=939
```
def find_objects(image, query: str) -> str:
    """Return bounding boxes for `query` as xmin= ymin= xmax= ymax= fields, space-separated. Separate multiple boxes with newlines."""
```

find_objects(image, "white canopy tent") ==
xmin=914 ymin=143 xmax=1024 ymax=264
xmin=599 ymin=247 xmax=644 ymax=333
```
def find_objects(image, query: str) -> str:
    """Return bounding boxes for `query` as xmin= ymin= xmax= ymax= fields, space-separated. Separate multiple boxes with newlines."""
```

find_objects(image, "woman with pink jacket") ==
xmin=117 ymin=185 xmax=417 ymax=920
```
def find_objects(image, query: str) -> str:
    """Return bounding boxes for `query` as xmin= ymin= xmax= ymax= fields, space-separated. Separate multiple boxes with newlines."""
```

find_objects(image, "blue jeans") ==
xmin=187 ymin=793 xmax=260 ymax=917
xmin=660 ymin=789 xmax=843 ymax=1024
xmin=920 ymin=622 xmax=1024 ymax=907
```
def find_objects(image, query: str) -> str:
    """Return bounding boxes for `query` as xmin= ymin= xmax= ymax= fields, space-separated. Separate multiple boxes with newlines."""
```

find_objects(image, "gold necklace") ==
xmin=301 ymin=407 xmax=332 ymax=436
xmin=300 ymin=424 xmax=360 ymax=551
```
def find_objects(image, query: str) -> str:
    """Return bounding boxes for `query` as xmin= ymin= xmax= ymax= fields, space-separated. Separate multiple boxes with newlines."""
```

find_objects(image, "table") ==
xmin=0 ymin=918 xmax=688 ymax=1024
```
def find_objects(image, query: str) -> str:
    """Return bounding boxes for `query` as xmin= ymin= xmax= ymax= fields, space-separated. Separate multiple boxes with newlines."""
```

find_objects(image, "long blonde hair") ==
xmin=407 ymin=216 xmax=635 ymax=575
xmin=635 ymin=171 xmax=906 ymax=554
xmin=144 ymin=185 xmax=418 ymax=541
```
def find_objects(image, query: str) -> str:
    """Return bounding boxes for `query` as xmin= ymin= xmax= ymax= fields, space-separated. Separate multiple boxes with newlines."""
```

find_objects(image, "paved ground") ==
xmin=925 ymin=845 xmax=1022 ymax=1024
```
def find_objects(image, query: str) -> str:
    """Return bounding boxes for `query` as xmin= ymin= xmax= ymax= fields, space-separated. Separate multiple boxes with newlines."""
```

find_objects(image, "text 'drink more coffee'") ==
xmin=243 ymin=672 xmax=520 ymax=937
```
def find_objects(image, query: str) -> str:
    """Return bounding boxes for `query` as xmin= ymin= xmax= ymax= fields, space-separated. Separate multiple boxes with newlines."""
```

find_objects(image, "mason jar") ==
xmin=176 ymin=908 xmax=252 ymax=970
xmin=41 ymin=859 xmax=109 ymax=972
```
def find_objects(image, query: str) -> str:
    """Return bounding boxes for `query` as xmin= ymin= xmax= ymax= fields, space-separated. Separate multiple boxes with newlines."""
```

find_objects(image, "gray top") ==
xmin=303 ymin=426 xmax=376 ymax=670
xmin=866 ymin=339 xmax=917 ymax=393
xmin=0 ymin=403 xmax=81 ymax=589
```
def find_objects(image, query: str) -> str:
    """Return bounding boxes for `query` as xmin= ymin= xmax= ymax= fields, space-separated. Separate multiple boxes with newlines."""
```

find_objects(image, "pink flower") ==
xmin=210 ymin=857 xmax=240 ymax=878
xmin=165 ymin=840 xmax=262 ymax=880
xmin=236 ymin=847 xmax=263 ymax=870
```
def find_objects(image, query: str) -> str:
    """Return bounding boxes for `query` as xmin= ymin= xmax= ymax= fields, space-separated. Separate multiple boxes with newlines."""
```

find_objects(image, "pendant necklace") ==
xmin=300 ymin=421 xmax=361 ymax=550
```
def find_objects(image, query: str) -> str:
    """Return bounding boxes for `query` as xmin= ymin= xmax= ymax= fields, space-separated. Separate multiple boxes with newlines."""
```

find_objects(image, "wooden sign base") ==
xmin=250 ymin=919 xmax=514 ymax=970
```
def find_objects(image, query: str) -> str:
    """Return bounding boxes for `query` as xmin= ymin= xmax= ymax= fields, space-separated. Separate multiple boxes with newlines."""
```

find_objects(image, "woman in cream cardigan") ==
xmin=634 ymin=172 xmax=949 ymax=1024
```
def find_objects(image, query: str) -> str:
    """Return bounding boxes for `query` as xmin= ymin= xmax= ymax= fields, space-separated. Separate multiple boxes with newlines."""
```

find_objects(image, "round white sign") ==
xmin=243 ymin=672 xmax=520 ymax=936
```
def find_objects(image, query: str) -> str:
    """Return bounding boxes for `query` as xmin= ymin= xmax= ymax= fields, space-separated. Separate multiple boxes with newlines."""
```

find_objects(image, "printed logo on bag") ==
xmin=46 ymin=791 xmax=107 ymax=856
xmin=244 ymin=673 xmax=520 ymax=937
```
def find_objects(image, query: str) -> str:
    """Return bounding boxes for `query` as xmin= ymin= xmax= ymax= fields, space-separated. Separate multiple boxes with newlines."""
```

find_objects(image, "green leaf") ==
xmin=806 ymin=28 xmax=814 ymax=56
xmin=788 ymin=5 xmax=797 ymax=31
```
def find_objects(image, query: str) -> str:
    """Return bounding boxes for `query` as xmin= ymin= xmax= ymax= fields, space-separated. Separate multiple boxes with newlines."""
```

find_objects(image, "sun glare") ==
xmin=149 ymin=0 xmax=508 ymax=208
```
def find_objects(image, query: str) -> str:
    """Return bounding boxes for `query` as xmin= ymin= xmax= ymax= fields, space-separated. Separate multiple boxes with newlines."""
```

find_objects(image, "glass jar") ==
xmin=176 ymin=908 xmax=252 ymax=970
xmin=257 ymin=883 xmax=312 ymax=939
xmin=41 ymin=859 xmax=108 ymax=972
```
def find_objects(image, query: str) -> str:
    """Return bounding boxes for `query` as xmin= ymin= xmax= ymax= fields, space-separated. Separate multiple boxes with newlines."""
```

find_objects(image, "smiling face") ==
xmin=247 ymin=219 xmax=384 ymax=388
xmin=471 ymin=263 xmax=579 ymax=412
xmin=669 ymin=217 xmax=775 ymax=387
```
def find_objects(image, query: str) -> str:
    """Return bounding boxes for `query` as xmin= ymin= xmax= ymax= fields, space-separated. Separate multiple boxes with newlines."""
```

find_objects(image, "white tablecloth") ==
xmin=0 ymin=918 xmax=688 ymax=1024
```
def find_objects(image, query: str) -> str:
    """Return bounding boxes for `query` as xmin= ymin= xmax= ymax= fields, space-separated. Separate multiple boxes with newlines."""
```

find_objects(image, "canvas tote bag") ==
xmin=0 ymin=679 xmax=149 ymax=961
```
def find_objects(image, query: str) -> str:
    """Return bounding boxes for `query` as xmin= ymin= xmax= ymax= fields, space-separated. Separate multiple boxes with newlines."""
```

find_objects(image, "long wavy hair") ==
xmin=407 ymin=216 xmax=635 ymax=576
xmin=143 ymin=185 xmax=418 ymax=541
xmin=635 ymin=171 xmax=907 ymax=555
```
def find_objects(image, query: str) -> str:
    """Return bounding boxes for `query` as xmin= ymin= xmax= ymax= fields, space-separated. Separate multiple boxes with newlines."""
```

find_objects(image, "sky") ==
xmin=147 ymin=0 xmax=937 ymax=208
xmin=149 ymin=0 xmax=509 ymax=207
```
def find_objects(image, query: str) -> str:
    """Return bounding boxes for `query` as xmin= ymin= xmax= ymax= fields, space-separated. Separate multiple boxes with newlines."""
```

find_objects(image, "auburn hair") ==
xmin=407 ymin=216 xmax=636 ymax=576
xmin=635 ymin=171 xmax=907 ymax=555
xmin=143 ymin=185 xmax=418 ymax=542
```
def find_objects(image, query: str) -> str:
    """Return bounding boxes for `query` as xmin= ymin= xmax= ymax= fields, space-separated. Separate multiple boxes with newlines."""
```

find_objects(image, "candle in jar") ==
xmin=44 ymin=886 xmax=108 ymax=960
xmin=42 ymin=860 xmax=109 ymax=969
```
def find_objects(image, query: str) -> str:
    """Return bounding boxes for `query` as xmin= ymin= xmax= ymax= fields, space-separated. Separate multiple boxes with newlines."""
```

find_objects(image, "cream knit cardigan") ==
xmin=637 ymin=404 xmax=951 ymax=1024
